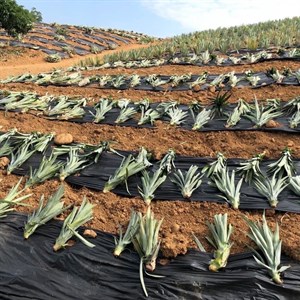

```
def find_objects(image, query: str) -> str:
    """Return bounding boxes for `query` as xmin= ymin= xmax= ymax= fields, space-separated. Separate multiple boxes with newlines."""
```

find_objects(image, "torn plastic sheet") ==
xmin=0 ymin=213 xmax=299 ymax=300
xmin=10 ymin=150 xmax=300 ymax=213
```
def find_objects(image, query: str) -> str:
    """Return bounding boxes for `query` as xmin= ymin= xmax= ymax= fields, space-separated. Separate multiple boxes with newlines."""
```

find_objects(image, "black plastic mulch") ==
xmin=10 ymin=149 xmax=300 ymax=213
xmin=0 ymin=213 xmax=299 ymax=300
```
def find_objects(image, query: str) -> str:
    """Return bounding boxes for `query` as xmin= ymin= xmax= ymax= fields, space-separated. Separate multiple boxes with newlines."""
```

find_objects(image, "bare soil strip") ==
xmin=0 ymin=43 xmax=150 ymax=79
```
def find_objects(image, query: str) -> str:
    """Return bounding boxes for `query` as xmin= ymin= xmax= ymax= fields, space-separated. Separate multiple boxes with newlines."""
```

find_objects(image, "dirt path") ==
xmin=0 ymin=43 xmax=149 ymax=79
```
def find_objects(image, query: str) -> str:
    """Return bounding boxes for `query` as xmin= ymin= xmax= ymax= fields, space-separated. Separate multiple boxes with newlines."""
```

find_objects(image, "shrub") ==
xmin=55 ymin=27 xmax=68 ymax=36
xmin=0 ymin=0 xmax=42 ymax=37
xmin=108 ymin=43 xmax=118 ymax=50
xmin=45 ymin=54 xmax=62 ymax=63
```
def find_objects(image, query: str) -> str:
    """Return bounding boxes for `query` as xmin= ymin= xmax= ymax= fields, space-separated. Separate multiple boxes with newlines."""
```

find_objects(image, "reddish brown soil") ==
xmin=1 ymin=111 xmax=300 ymax=159
xmin=0 ymin=172 xmax=300 ymax=260
xmin=0 ymin=47 xmax=40 ymax=66
xmin=1 ymin=41 xmax=300 ymax=261
xmin=1 ymin=83 xmax=300 ymax=106
xmin=0 ymin=43 xmax=150 ymax=79
xmin=0 ymin=47 xmax=25 ymax=59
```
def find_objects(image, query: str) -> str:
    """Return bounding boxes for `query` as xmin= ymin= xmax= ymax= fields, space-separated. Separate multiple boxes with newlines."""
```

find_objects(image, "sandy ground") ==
xmin=0 ymin=43 xmax=150 ymax=79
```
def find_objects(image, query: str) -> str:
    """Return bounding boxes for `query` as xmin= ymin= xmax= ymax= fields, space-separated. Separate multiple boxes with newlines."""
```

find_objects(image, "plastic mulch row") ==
xmin=0 ymin=213 xmax=299 ymax=300
xmin=29 ymin=103 xmax=300 ymax=133
xmin=114 ymin=55 xmax=300 ymax=68
xmin=1 ymin=94 xmax=300 ymax=133
xmin=10 ymin=149 xmax=300 ymax=213
xmin=34 ymin=72 xmax=300 ymax=90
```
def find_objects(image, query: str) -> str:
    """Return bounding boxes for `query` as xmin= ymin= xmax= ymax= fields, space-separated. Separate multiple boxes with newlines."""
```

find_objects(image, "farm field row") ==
xmin=2 ymin=109 xmax=300 ymax=157
xmin=0 ymin=18 xmax=300 ymax=298
xmin=1 ymin=160 xmax=300 ymax=261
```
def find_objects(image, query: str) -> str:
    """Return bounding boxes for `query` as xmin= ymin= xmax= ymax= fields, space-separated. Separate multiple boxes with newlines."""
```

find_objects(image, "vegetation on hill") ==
xmin=87 ymin=17 xmax=300 ymax=65
xmin=0 ymin=0 xmax=42 ymax=38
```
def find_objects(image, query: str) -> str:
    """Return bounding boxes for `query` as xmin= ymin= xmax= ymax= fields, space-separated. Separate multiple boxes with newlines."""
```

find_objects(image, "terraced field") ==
xmin=1 ymin=18 xmax=300 ymax=299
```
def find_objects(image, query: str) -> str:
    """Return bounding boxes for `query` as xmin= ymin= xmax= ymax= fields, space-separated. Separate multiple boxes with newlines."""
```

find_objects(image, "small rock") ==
xmin=66 ymin=240 xmax=76 ymax=247
xmin=99 ymin=216 xmax=106 ymax=223
xmin=265 ymin=209 xmax=276 ymax=217
xmin=78 ymin=77 xmax=90 ymax=87
xmin=171 ymin=223 xmax=180 ymax=233
xmin=265 ymin=120 xmax=278 ymax=128
xmin=187 ymin=90 xmax=193 ymax=96
xmin=83 ymin=229 xmax=97 ymax=238
xmin=0 ymin=157 xmax=10 ymax=169
xmin=54 ymin=133 xmax=73 ymax=145
xmin=192 ymin=85 xmax=201 ymax=92
xmin=208 ymin=86 xmax=216 ymax=93
xmin=108 ymin=43 xmax=118 ymax=50
xmin=161 ymin=232 xmax=167 ymax=238
xmin=159 ymin=258 xmax=170 ymax=266
xmin=94 ymin=128 xmax=102 ymax=134
xmin=287 ymin=140 xmax=294 ymax=148
xmin=262 ymin=150 xmax=270 ymax=158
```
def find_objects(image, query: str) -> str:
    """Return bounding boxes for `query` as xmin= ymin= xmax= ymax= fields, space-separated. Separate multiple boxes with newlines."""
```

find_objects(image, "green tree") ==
xmin=0 ymin=0 xmax=42 ymax=37
xmin=30 ymin=7 xmax=43 ymax=23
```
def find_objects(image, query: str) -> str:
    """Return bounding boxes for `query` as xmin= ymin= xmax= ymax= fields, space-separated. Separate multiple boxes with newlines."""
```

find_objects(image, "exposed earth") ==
xmin=1 ymin=38 xmax=300 ymax=262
